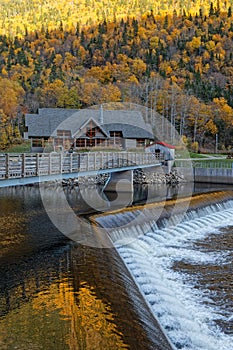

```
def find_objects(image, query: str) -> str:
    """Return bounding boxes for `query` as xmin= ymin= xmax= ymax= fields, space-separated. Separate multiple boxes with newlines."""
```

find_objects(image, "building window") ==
xmin=86 ymin=139 xmax=95 ymax=147
xmin=57 ymin=130 xmax=71 ymax=137
xmin=32 ymin=138 xmax=43 ymax=147
xmin=109 ymin=131 xmax=122 ymax=138
xmin=96 ymin=139 xmax=104 ymax=146
xmin=136 ymin=139 xmax=145 ymax=147
xmin=76 ymin=139 xmax=86 ymax=148
xmin=85 ymin=120 xmax=100 ymax=138
xmin=86 ymin=127 xmax=96 ymax=138
xmin=154 ymin=149 xmax=161 ymax=158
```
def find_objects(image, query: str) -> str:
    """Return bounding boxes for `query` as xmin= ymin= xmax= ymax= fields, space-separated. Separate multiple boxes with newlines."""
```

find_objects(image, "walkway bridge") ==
xmin=0 ymin=152 xmax=162 ymax=189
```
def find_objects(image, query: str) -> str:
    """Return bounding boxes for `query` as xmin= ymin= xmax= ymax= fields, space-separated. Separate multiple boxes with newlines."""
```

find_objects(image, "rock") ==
xmin=133 ymin=168 xmax=186 ymax=185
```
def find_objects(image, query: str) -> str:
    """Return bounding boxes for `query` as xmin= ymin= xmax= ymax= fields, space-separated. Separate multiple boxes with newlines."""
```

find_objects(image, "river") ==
xmin=0 ymin=184 xmax=232 ymax=349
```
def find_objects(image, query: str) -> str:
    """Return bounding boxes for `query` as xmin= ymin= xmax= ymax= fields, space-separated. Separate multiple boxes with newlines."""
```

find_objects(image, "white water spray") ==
xmin=114 ymin=200 xmax=233 ymax=350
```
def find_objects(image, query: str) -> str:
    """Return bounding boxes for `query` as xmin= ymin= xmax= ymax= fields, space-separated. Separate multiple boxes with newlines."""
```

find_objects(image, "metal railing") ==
xmin=0 ymin=152 xmax=161 ymax=180
xmin=175 ymin=159 xmax=233 ymax=169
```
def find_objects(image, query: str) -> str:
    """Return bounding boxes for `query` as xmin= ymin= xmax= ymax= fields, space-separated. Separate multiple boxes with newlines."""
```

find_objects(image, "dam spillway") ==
xmin=95 ymin=190 xmax=233 ymax=350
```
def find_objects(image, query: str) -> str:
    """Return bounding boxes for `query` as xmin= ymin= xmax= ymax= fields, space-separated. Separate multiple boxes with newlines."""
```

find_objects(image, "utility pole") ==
xmin=215 ymin=133 xmax=218 ymax=154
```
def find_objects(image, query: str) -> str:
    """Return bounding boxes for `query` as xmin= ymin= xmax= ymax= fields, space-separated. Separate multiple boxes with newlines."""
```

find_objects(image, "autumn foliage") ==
xmin=0 ymin=0 xmax=232 ymax=150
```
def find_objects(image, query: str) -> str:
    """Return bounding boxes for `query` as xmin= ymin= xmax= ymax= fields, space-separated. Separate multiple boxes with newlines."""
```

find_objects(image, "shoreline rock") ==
xmin=60 ymin=168 xmax=186 ymax=187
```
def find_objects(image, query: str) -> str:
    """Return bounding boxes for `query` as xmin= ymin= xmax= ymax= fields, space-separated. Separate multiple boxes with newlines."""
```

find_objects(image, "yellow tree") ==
xmin=188 ymin=99 xmax=218 ymax=148
xmin=0 ymin=78 xmax=24 ymax=147
xmin=131 ymin=58 xmax=147 ymax=80
xmin=212 ymin=97 xmax=233 ymax=146
xmin=78 ymin=79 xmax=121 ymax=106
xmin=0 ymin=109 xmax=9 ymax=149
xmin=36 ymin=80 xmax=80 ymax=108
xmin=0 ymin=78 xmax=24 ymax=118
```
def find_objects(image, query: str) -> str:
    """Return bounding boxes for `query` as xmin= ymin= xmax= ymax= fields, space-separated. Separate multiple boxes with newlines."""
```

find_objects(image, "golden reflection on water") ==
xmin=0 ymin=278 xmax=128 ymax=350
xmin=0 ymin=213 xmax=27 ymax=258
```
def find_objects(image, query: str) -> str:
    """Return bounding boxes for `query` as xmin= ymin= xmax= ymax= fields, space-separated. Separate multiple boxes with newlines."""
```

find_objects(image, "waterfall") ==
xmin=95 ymin=191 xmax=233 ymax=350
xmin=95 ymin=191 xmax=233 ymax=243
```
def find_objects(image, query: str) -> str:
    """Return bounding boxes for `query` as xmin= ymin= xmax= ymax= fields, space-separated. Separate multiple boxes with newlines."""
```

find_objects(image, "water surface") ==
xmin=0 ymin=185 xmax=173 ymax=350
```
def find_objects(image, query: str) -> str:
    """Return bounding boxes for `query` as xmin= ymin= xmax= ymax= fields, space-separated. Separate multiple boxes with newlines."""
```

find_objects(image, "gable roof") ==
xmin=25 ymin=108 xmax=77 ymax=137
xmin=25 ymin=108 xmax=154 ymax=139
xmin=146 ymin=141 xmax=176 ymax=149
xmin=73 ymin=117 xmax=108 ymax=138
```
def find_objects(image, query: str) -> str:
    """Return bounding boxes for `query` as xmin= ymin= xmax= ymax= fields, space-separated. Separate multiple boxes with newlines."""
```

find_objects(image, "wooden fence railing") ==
xmin=0 ymin=152 xmax=161 ymax=180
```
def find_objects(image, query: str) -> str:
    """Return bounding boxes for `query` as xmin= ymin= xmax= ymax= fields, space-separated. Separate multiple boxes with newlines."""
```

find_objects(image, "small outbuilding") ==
xmin=145 ymin=141 xmax=176 ymax=172
xmin=145 ymin=141 xmax=175 ymax=160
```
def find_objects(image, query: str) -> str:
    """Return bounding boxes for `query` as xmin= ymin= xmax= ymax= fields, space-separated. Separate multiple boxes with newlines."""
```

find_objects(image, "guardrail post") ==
xmin=36 ymin=154 xmax=39 ymax=176
xmin=70 ymin=153 xmax=73 ymax=173
xmin=5 ymin=154 xmax=9 ymax=178
xmin=93 ymin=152 xmax=95 ymax=170
xmin=111 ymin=152 xmax=113 ymax=168
xmin=87 ymin=153 xmax=89 ymax=171
xmin=48 ymin=153 xmax=51 ymax=175
xmin=100 ymin=152 xmax=103 ymax=169
xmin=60 ymin=153 xmax=63 ymax=173
xmin=22 ymin=154 xmax=25 ymax=177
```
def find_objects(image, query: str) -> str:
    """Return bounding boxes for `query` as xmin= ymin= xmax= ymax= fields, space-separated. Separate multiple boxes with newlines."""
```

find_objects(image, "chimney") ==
xmin=100 ymin=104 xmax=104 ymax=124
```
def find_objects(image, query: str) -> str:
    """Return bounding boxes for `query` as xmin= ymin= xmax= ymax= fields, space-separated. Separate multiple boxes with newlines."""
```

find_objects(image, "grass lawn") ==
xmin=0 ymin=141 xmax=31 ymax=153
xmin=175 ymin=157 xmax=233 ymax=169
xmin=192 ymin=158 xmax=233 ymax=164
xmin=176 ymin=151 xmax=210 ymax=159
xmin=175 ymin=149 xmax=227 ymax=159
xmin=175 ymin=149 xmax=233 ymax=168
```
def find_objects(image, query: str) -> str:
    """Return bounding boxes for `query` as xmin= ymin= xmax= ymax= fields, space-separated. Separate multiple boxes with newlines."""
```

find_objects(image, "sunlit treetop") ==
xmin=0 ymin=0 xmax=231 ymax=37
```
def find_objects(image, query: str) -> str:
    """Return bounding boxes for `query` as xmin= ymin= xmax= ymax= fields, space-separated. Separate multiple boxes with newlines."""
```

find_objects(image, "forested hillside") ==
xmin=0 ymin=1 xmax=232 ymax=151
xmin=0 ymin=0 xmax=232 ymax=37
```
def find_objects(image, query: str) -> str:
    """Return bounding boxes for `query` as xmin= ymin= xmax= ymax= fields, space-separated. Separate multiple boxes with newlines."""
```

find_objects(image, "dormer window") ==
xmin=57 ymin=130 xmax=71 ymax=137
xmin=109 ymin=131 xmax=123 ymax=138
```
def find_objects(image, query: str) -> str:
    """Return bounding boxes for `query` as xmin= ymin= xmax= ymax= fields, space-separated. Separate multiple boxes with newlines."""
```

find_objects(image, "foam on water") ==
xmin=115 ymin=201 xmax=233 ymax=350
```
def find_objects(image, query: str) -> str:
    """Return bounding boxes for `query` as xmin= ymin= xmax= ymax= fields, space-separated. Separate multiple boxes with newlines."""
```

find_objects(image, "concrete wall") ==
xmin=103 ymin=170 xmax=133 ymax=192
xmin=194 ymin=168 xmax=233 ymax=184
xmin=176 ymin=166 xmax=233 ymax=184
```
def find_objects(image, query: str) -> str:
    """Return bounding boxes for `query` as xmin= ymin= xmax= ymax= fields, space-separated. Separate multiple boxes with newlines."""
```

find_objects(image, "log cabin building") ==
xmin=25 ymin=107 xmax=154 ymax=152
